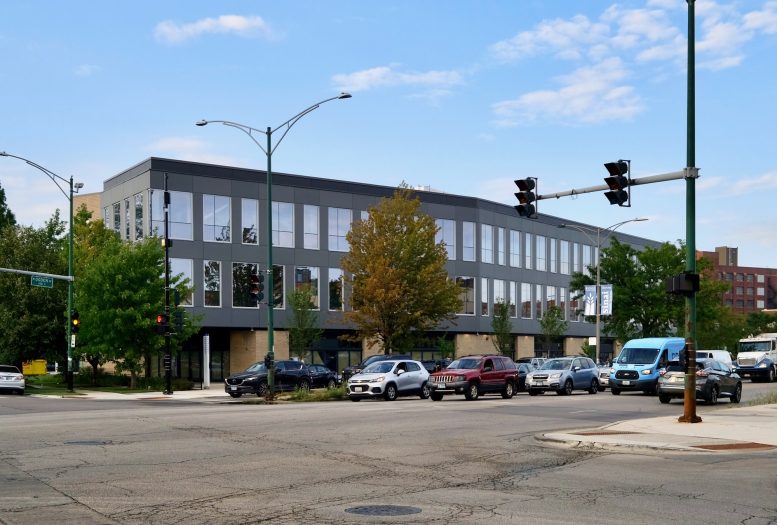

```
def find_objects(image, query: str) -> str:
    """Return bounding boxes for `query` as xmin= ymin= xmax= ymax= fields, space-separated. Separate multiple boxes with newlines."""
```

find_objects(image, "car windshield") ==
xmin=739 ymin=341 xmax=772 ymax=352
xmin=616 ymin=347 xmax=659 ymax=365
xmin=244 ymin=362 xmax=267 ymax=372
xmin=540 ymin=359 xmax=572 ymax=371
xmin=363 ymin=362 xmax=395 ymax=374
xmin=447 ymin=358 xmax=481 ymax=370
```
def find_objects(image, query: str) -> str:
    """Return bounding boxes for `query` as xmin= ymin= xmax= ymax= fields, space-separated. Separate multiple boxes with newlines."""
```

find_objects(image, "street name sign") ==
xmin=31 ymin=275 xmax=54 ymax=288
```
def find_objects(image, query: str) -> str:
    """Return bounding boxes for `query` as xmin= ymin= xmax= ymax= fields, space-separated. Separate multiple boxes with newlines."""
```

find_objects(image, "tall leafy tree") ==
xmin=341 ymin=187 xmax=462 ymax=354
xmin=287 ymin=285 xmax=323 ymax=360
xmin=540 ymin=305 xmax=568 ymax=356
xmin=491 ymin=300 xmax=513 ymax=356
xmin=0 ymin=182 xmax=16 ymax=231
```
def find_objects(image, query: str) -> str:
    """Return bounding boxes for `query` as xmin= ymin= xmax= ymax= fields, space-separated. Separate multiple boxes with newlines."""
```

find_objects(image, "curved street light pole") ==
xmin=0 ymin=151 xmax=83 ymax=391
xmin=559 ymin=218 xmax=647 ymax=365
xmin=196 ymin=93 xmax=351 ymax=397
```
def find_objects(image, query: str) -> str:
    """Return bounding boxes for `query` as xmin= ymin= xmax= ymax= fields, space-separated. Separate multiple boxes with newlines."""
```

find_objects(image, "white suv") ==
xmin=347 ymin=359 xmax=430 ymax=401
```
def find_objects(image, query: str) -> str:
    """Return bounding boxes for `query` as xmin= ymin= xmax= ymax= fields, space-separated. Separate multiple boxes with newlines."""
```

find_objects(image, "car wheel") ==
xmin=731 ymin=382 xmax=742 ymax=404
xmin=384 ymin=383 xmax=398 ymax=401
xmin=501 ymin=381 xmax=515 ymax=399
xmin=298 ymin=379 xmax=311 ymax=393
xmin=256 ymin=382 xmax=269 ymax=397
xmin=431 ymin=392 xmax=444 ymax=401
xmin=420 ymin=382 xmax=431 ymax=399
xmin=659 ymin=394 xmax=671 ymax=404
xmin=611 ymin=388 xmax=621 ymax=395
xmin=464 ymin=382 xmax=480 ymax=400
xmin=229 ymin=392 xmax=242 ymax=398
xmin=326 ymin=379 xmax=337 ymax=390
xmin=559 ymin=379 xmax=573 ymax=396
xmin=768 ymin=368 xmax=775 ymax=383
xmin=588 ymin=379 xmax=598 ymax=394
xmin=707 ymin=386 xmax=719 ymax=405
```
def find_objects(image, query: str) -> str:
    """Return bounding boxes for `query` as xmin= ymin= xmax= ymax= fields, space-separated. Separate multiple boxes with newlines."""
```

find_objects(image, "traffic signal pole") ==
xmin=163 ymin=173 xmax=173 ymax=396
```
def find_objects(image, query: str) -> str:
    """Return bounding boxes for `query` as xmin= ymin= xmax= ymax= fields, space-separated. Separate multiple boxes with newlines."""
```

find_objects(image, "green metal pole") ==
xmin=680 ymin=0 xmax=701 ymax=423
xmin=266 ymin=127 xmax=275 ymax=399
xmin=67 ymin=177 xmax=74 ymax=391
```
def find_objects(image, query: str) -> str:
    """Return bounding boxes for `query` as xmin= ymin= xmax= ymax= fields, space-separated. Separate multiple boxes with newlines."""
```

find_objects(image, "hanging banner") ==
xmin=600 ymin=284 xmax=613 ymax=316
xmin=584 ymin=285 xmax=596 ymax=316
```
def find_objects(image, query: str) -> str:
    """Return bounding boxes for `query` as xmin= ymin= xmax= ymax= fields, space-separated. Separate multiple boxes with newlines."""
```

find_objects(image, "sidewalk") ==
xmin=46 ymin=386 xmax=233 ymax=402
xmin=539 ymin=404 xmax=777 ymax=453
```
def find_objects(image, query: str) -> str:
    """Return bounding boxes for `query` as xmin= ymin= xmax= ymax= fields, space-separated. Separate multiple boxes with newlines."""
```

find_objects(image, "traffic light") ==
xmin=155 ymin=313 xmax=168 ymax=335
xmin=603 ymin=160 xmax=631 ymax=206
xmin=70 ymin=310 xmax=80 ymax=334
xmin=514 ymin=177 xmax=538 ymax=219
xmin=249 ymin=272 xmax=265 ymax=304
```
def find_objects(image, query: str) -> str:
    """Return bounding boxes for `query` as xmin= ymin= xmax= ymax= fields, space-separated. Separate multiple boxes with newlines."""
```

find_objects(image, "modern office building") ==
xmin=93 ymin=157 xmax=659 ymax=382
xmin=698 ymin=246 xmax=777 ymax=314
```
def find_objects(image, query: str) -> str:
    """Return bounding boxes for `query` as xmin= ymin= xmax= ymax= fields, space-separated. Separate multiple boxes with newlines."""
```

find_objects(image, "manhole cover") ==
xmin=345 ymin=505 xmax=422 ymax=516
xmin=64 ymin=440 xmax=111 ymax=446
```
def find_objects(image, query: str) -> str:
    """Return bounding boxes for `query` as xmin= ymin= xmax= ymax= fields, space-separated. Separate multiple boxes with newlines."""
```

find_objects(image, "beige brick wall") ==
xmin=564 ymin=337 xmax=587 ymax=356
xmin=454 ymin=334 xmax=497 ymax=357
xmin=516 ymin=335 xmax=535 ymax=359
xmin=74 ymin=192 xmax=102 ymax=219
xmin=227 ymin=329 xmax=289 ymax=374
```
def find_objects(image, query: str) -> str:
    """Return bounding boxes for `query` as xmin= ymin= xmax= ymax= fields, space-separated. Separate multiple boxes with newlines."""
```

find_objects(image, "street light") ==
xmin=196 ymin=92 xmax=351 ymax=396
xmin=0 ymin=151 xmax=83 ymax=391
xmin=558 ymin=218 xmax=647 ymax=365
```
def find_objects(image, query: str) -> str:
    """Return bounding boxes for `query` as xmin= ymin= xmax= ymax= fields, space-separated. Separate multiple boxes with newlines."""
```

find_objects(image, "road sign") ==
xmin=31 ymin=275 xmax=54 ymax=288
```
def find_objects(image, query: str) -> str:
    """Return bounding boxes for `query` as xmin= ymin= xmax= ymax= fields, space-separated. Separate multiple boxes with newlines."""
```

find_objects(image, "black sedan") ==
xmin=307 ymin=364 xmax=339 ymax=389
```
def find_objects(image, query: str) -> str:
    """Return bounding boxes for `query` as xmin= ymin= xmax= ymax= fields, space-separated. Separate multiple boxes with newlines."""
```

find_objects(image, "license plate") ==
xmin=230 ymin=385 xmax=237 ymax=391
xmin=622 ymin=380 xmax=631 ymax=386
xmin=535 ymin=382 xmax=545 ymax=386
xmin=437 ymin=383 xmax=446 ymax=389
xmin=358 ymin=386 xmax=366 ymax=392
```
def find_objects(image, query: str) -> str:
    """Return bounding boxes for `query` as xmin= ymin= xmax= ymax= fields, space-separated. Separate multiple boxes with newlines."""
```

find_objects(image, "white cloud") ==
xmin=731 ymin=171 xmax=777 ymax=195
xmin=73 ymin=64 xmax=99 ymax=77
xmin=148 ymin=136 xmax=240 ymax=166
xmin=154 ymin=15 xmax=275 ymax=44
xmin=332 ymin=65 xmax=462 ymax=93
xmin=492 ymin=58 xmax=643 ymax=125
xmin=743 ymin=1 xmax=777 ymax=34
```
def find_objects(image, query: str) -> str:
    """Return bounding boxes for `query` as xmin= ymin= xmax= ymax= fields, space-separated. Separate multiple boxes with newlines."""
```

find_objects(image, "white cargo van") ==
xmin=696 ymin=350 xmax=733 ymax=366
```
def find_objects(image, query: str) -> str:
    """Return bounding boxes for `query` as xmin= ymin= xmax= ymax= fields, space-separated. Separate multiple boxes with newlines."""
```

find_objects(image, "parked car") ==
xmin=657 ymin=359 xmax=743 ymax=405
xmin=307 ymin=364 xmax=339 ymax=389
xmin=525 ymin=357 xmax=599 ymax=396
xmin=341 ymin=354 xmax=411 ymax=384
xmin=696 ymin=350 xmax=733 ymax=367
xmin=421 ymin=358 xmax=452 ymax=373
xmin=347 ymin=359 xmax=430 ymax=401
xmin=597 ymin=365 xmax=613 ymax=391
xmin=514 ymin=362 xmax=534 ymax=392
xmin=224 ymin=360 xmax=312 ymax=398
xmin=0 ymin=365 xmax=25 ymax=395
xmin=429 ymin=355 xmax=518 ymax=401
xmin=516 ymin=357 xmax=546 ymax=369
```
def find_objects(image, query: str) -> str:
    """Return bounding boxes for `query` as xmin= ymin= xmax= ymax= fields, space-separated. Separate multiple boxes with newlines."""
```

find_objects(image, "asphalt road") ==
xmin=2 ymin=383 xmax=777 ymax=524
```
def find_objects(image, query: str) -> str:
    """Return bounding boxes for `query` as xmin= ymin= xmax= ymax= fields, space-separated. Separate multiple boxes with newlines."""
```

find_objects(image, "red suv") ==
xmin=429 ymin=355 xmax=518 ymax=401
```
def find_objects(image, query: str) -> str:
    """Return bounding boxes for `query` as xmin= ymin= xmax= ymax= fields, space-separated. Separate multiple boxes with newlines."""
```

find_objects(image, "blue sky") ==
xmin=2 ymin=0 xmax=776 ymax=267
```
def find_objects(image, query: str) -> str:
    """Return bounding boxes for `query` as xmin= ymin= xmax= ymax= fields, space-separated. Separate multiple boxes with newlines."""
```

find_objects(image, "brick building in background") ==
xmin=697 ymin=246 xmax=777 ymax=314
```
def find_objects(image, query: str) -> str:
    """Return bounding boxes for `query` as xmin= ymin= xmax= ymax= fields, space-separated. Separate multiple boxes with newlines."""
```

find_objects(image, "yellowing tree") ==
xmin=341 ymin=187 xmax=461 ymax=354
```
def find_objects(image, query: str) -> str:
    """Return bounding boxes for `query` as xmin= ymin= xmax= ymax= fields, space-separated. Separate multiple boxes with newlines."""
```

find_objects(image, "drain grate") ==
xmin=345 ymin=505 xmax=422 ymax=516
xmin=692 ymin=442 xmax=776 ymax=451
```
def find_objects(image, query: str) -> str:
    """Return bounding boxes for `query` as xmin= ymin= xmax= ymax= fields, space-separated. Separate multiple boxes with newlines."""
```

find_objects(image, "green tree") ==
xmin=0 ymin=214 xmax=67 ymax=367
xmin=491 ymin=300 xmax=513 ymax=356
xmin=540 ymin=305 xmax=568 ymax=356
xmin=0 ymin=182 xmax=16 ymax=231
xmin=287 ymin=285 xmax=323 ymax=360
xmin=341 ymin=187 xmax=462 ymax=354
xmin=436 ymin=336 xmax=456 ymax=361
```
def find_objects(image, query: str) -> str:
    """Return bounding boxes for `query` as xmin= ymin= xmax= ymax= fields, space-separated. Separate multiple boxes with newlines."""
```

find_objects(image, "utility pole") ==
xmin=163 ymin=173 xmax=173 ymax=396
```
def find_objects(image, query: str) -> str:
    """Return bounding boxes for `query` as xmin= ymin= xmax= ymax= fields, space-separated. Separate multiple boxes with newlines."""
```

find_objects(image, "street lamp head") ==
xmin=337 ymin=92 xmax=352 ymax=99
xmin=74 ymin=182 xmax=84 ymax=190
xmin=195 ymin=120 xmax=209 ymax=127
xmin=0 ymin=151 xmax=8 ymax=156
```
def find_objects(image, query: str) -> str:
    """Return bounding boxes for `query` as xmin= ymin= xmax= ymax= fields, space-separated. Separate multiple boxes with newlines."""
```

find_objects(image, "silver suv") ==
xmin=525 ymin=357 xmax=599 ymax=396
xmin=347 ymin=359 xmax=430 ymax=401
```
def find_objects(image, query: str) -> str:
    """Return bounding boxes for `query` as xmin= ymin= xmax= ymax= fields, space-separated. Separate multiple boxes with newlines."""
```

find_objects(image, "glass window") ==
xmin=497 ymin=227 xmax=505 ymax=265
xmin=203 ymin=194 xmax=231 ymax=242
xmin=328 ymin=207 xmax=352 ymax=252
xmin=329 ymin=268 xmax=344 ymax=311
xmin=295 ymin=266 xmax=320 ymax=309
xmin=204 ymin=260 xmax=221 ymax=307
xmin=481 ymin=278 xmax=489 ymax=316
xmin=559 ymin=240 xmax=569 ymax=274
xmin=494 ymin=279 xmax=506 ymax=304
xmin=124 ymin=198 xmax=130 ymax=240
xmin=112 ymin=202 xmax=121 ymax=234
xmin=304 ymin=205 xmax=319 ymax=250
xmin=361 ymin=210 xmax=369 ymax=222
xmin=757 ymin=287 xmax=765 ymax=296
xmin=232 ymin=262 xmax=259 ymax=308
xmin=272 ymin=202 xmax=294 ymax=248
xmin=509 ymin=281 xmax=517 ymax=318
xmin=435 ymin=218 xmax=456 ymax=260
xmin=272 ymin=264 xmax=285 ymax=309
xmin=570 ymin=289 xmax=581 ymax=322
xmin=103 ymin=206 xmax=110 ymax=227
xmin=462 ymin=221 xmax=475 ymax=261
xmin=735 ymin=273 xmax=744 ymax=282
xmin=583 ymin=245 xmax=593 ymax=277
xmin=735 ymin=286 xmax=743 ymax=295
xmin=521 ymin=283 xmax=532 ymax=319
xmin=457 ymin=276 xmax=475 ymax=315
xmin=758 ymin=300 xmax=765 ymax=309
xmin=242 ymin=198 xmax=258 ymax=244
xmin=150 ymin=190 xmax=193 ymax=240
xmin=559 ymin=287 xmax=567 ymax=320
xmin=536 ymin=235 xmax=546 ymax=272
xmin=746 ymin=287 xmax=754 ymax=296
xmin=509 ymin=230 xmax=521 ymax=267
xmin=535 ymin=284 xmax=544 ymax=319
xmin=549 ymin=238 xmax=557 ymax=273
xmin=757 ymin=274 xmax=765 ymax=283
xmin=481 ymin=224 xmax=493 ymax=264
xmin=170 ymin=258 xmax=193 ymax=305
xmin=572 ymin=242 xmax=580 ymax=273
xmin=546 ymin=286 xmax=556 ymax=309
xmin=524 ymin=233 xmax=533 ymax=270
xmin=134 ymin=193 xmax=144 ymax=240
